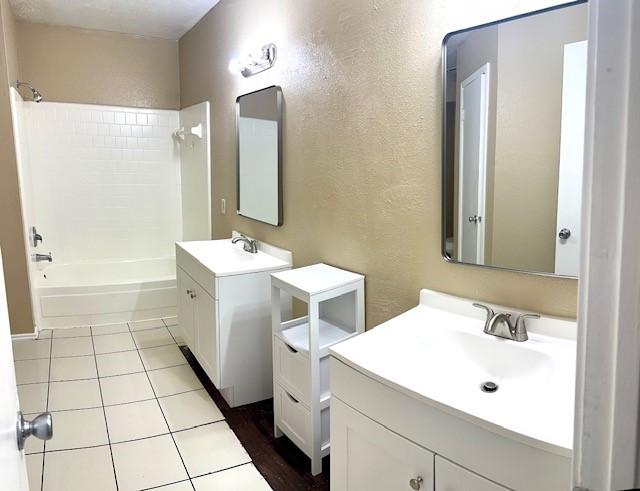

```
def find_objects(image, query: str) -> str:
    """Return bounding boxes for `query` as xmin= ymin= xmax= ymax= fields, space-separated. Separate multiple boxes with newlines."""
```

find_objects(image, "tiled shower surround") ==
xmin=24 ymin=102 xmax=182 ymax=263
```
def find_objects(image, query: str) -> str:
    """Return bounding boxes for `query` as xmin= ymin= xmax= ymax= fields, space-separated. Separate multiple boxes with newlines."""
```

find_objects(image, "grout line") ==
xmin=90 ymin=328 xmax=120 ymax=491
xmin=189 ymin=460 xmax=255 ymax=481
xmin=128 ymin=321 xmax=197 ymax=491
xmin=40 ymin=334 xmax=54 ymax=491
xmin=41 ymin=419 xmax=229 ymax=457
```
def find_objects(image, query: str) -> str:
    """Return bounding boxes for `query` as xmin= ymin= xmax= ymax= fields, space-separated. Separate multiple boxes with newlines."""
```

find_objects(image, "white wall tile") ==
xmin=25 ymin=102 xmax=182 ymax=264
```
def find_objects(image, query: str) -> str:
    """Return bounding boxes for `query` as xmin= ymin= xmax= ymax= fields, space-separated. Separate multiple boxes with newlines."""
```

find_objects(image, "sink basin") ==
xmin=330 ymin=289 xmax=577 ymax=455
xmin=176 ymin=235 xmax=291 ymax=277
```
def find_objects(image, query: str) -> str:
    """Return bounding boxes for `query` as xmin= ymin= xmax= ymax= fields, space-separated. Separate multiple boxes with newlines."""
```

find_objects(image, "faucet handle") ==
xmin=472 ymin=303 xmax=495 ymax=324
xmin=514 ymin=313 xmax=540 ymax=341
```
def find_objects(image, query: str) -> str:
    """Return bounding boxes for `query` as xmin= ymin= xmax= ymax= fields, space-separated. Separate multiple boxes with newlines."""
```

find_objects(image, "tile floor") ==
xmin=13 ymin=318 xmax=273 ymax=491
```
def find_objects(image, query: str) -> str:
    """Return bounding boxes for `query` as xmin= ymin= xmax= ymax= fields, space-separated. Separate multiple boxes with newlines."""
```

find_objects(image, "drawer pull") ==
xmin=409 ymin=476 xmax=423 ymax=490
xmin=285 ymin=391 xmax=299 ymax=404
xmin=284 ymin=342 xmax=298 ymax=354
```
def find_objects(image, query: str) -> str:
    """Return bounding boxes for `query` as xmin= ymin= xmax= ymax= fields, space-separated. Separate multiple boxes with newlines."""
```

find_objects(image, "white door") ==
xmin=331 ymin=397 xmax=434 ymax=491
xmin=0 ymin=249 xmax=30 ymax=491
xmin=176 ymin=268 xmax=195 ymax=347
xmin=458 ymin=63 xmax=490 ymax=264
xmin=435 ymin=456 xmax=508 ymax=491
xmin=555 ymin=41 xmax=588 ymax=276
xmin=194 ymin=287 xmax=219 ymax=387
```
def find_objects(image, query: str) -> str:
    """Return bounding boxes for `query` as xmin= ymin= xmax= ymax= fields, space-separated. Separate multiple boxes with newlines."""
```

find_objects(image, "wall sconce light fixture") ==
xmin=237 ymin=43 xmax=277 ymax=77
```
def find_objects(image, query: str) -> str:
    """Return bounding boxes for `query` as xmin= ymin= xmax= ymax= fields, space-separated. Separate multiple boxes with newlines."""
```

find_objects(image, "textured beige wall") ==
xmin=492 ymin=4 xmax=587 ymax=272
xmin=17 ymin=22 xmax=180 ymax=109
xmin=180 ymin=0 xmax=579 ymax=327
xmin=0 ymin=0 xmax=34 ymax=334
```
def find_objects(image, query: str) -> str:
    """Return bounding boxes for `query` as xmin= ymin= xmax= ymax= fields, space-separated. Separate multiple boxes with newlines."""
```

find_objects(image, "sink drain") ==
xmin=480 ymin=381 xmax=498 ymax=393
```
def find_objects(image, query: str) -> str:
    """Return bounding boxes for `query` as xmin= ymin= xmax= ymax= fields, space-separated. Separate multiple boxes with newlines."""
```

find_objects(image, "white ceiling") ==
xmin=9 ymin=0 xmax=221 ymax=39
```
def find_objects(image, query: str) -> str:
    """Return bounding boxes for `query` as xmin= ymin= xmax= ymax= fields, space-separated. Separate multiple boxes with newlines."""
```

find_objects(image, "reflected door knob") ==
xmin=558 ymin=228 xmax=571 ymax=240
xmin=409 ymin=476 xmax=423 ymax=490
xmin=16 ymin=411 xmax=52 ymax=450
xmin=468 ymin=215 xmax=482 ymax=224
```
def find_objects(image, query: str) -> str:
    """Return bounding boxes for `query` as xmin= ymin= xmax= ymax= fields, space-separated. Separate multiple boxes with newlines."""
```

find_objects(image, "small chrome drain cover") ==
xmin=480 ymin=381 xmax=498 ymax=393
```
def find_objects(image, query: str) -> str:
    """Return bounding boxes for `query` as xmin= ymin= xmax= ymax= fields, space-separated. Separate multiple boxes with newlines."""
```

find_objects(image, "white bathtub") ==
xmin=36 ymin=257 xmax=177 ymax=328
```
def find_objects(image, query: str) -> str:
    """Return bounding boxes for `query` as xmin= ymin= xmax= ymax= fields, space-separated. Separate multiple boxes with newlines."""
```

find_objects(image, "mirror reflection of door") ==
xmin=458 ymin=63 xmax=490 ymax=264
xmin=555 ymin=40 xmax=587 ymax=277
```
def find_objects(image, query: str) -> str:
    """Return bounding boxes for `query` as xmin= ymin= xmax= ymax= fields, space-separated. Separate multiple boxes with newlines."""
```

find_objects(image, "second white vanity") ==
xmin=176 ymin=232 xmax=291 ymax=407
xmin=330 ymin=289 xmax=576 ymax=491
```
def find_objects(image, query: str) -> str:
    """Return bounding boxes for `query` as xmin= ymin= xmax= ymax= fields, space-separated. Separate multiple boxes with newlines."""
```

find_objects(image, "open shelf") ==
xmin=276 ymin=316 xmax=358 ymax=355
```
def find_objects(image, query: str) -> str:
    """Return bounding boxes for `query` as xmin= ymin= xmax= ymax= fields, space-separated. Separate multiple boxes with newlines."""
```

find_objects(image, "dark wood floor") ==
xmin=181 ymin=347 xmax=330 ymax=491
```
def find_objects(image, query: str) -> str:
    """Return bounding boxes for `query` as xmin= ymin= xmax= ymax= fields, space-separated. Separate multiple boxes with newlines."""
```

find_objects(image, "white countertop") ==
xmin=176 ymin=238 xmax=291 ymax=277
xmin=330 ymin=289 xmax=577 ymax=457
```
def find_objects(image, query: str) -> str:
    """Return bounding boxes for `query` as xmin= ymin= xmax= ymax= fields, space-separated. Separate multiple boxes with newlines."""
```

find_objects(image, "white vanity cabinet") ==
xmin=330 ymin=289 xmax=575 ymax=491
xmin=177 ymin=267 xmax=218 ymax=385
xmin=176 ymin=236 xmax=292 ymax=408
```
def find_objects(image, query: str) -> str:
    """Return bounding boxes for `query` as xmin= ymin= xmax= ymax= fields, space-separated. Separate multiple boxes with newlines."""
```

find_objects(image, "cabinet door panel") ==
xmin=331 ymin=397 xmax=434 ymax=491
xmin=195 ymin=285 xmax=219 ymax=387
xmin=177 ymin=268 xmax=195 ymax=348
xmin=435 ymin=456 xmax=508 ymax=491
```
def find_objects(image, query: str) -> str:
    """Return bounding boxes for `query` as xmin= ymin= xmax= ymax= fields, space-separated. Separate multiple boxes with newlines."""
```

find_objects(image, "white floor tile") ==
xmin=163 ymin=316 xmax=178 ymax=327
xmin=47 ymin=408 xmax=108 ymax=451
xmin=26 ymin=453 xmax=43 ymax=491
xmin=91 ymin=323 xmax=129 ymax=336
xmin=167 ymin=325 xmax=185 ymax=345
xmin=18 ymin=383 xmax=48 ymax=414
xmin=13 ymin=339 xmax=51 ymax=361
xmin=140 ymin=344 xmax=186 ymax=371
xmin=132 ymin=326 xmax=175 ymax=349
xmin=51 ymin=337 xmax=93 ymax=358
xmin=154 ymin=481 xmax=193 ymax=490
xmin=95 ymin=350 xmax=144 ymax=377
xmin=173 ymin=422 xmax=251 ymax=477
xmin=93 ymin=332 xmax=136 ymax=354
xmin=192 ymin=464 xmax=272 ymax=491
xmin=112 ymin=434 xmax=188 ymax=491
xmin=14 ymin=359 xmax=50 ymax=385
xmin=105 ymin=399 xmax=168 ymax=443
xmin=100 ymin=372 xmax=155 ymax=406
xmin=159 ymin=389 xmax=223 ymax=432
xmin=52 ymin=326 xmax=91 ymax=338
xmin=129 ymin=318 xmax=165 ymax=331
xmin=48 ymin=379 xmax=102 ymax=411
xmin=148 ymin=365 xmax=203 ymax=398
xmin=49 ymin=355 xmax=97 ymax=382
xmin=43 ymin=446 xmax=116 ymax=491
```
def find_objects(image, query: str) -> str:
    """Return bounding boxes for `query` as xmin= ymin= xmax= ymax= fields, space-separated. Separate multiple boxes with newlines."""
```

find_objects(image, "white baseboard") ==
xmin=11 ymin=332 xmax=37 ymax=340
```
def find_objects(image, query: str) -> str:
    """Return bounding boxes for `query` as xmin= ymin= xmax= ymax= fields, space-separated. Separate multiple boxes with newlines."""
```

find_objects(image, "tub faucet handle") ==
xmin=30 ymin=226 xmax=43 ymax=247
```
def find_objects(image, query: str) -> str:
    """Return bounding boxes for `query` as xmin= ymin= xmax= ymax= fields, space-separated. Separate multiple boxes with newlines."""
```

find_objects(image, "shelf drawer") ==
xmin=273 ymin=336 xmax=329 ymax=406
xmin=274 ymin=383 xmax=329 ymax=456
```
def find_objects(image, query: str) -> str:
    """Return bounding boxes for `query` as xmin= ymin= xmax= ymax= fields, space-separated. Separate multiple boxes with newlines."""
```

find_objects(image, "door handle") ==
xmin=16 ymin=411 xmax=53 ymax=450
xmin=468 ymin=215 xmax=482 ymax=224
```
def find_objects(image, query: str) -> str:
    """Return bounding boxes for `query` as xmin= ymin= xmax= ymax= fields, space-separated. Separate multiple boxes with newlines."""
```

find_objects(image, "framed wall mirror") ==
xmin=236 ymin=85 xmax=283 ymax=226
xmin=441 ymin=1 xmax=588 ymax=278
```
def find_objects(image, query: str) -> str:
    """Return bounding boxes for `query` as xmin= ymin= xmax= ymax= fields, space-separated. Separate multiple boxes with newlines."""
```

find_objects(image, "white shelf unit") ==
xmin=271 ymin=263 xmax=365 ymax=476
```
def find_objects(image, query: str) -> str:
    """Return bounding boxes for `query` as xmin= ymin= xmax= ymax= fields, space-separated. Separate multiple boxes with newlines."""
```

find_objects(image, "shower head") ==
xmin=16 ymin=80 xmax=43 ymax=103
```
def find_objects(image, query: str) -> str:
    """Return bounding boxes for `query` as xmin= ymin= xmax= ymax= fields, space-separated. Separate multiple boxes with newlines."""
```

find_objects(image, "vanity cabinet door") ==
xmin=331 ymin=397 xmax=434 ymax=491
xmin=194 ymin=285 xmax=220 ymax=387
xmin=435 ymin=456 xmax=508 ymax=491
xmin=177 ymin=268 xmax=195 ymax=348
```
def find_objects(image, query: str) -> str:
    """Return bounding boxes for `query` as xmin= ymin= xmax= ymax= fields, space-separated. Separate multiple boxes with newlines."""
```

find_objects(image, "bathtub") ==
xmin=36 ymin=257 xmax=177 ymax=328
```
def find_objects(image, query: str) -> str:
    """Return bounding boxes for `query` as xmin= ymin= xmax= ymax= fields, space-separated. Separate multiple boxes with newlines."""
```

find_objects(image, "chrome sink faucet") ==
xmin=231 ymin=234 xmax=258 ymax=253
xmin=472 ymin=303 xmax=540 ymax=342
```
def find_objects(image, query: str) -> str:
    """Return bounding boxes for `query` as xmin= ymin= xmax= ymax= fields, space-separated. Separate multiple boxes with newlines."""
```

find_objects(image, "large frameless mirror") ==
xmin=441 ymin=1 xmax=588 ymax=277
xmin=236 ymin=85 xmax=283 ymax=226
